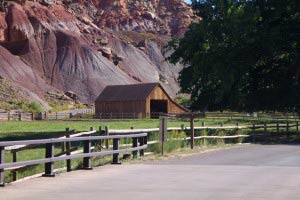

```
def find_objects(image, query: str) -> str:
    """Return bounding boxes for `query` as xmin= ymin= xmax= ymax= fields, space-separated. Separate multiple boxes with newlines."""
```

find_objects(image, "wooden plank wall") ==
xmin=95 ymin=100 xmax=146 ymax=114
xmin=146 ymin=85 xmax=186 ymax=114
xmin=95 ymin=85 xmax=187 ymax=118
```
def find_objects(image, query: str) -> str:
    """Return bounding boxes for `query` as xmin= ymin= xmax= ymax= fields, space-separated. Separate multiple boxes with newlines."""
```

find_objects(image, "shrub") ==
xmin=175 ymin=96 xmax=191 ymax=108
xmin=27 ymin=102 xmax=43 ymax=113
xmin=0 ymin=99 xmax=44 ymax=113
xmin=48 ymin=101 xmax=69 ymax=112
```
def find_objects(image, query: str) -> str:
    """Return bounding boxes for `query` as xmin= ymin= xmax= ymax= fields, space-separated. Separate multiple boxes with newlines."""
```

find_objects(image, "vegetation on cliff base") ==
xmin=0 ymin=100 xmax=44 ymax=113
xmin=0 ymin=78 xmax=43 ymax=112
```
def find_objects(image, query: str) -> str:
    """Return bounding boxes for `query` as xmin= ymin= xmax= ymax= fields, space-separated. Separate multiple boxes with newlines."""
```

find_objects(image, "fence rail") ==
xmin=0 ymin=108 xmax=95 ymax=121
xmin=205 ymin=112 xmax=299 ymax=121
xmin=0 ymin=132 xmax=147 ymax=186
xmin=0 ymin=112 xmax=34 ymax=121
xmin=0 ymin=110 xmax=299 ymax=121
xmin=1 ymin=117 xmax=299 ymax=186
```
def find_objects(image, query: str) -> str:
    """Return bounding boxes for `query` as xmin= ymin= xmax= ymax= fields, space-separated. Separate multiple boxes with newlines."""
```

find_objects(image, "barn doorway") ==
xmin=150 ymin=100 xmax=168 ymax=118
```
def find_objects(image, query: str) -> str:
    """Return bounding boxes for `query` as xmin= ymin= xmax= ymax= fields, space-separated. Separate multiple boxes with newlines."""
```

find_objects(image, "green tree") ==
xmin=169 ymin=0 xmax=300 ymax=113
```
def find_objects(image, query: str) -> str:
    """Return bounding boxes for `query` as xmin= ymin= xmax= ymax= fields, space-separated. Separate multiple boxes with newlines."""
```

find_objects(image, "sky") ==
xmin=185 ymin=0 xmax=192 ymax=3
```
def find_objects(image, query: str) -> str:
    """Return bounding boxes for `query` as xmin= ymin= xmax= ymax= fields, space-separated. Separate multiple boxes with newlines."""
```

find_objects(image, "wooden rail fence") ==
xmin=0 ymin=132 xmax=147 ymax=186
xmin=0 ymin=109 xmax=95 ymax=121
xmin=205 ymin=112 xmax=299 ymax=121
xmin=1 ymin=118 xmax=299 ymax=186
xmin=0 ymin=110 xmax=299 ymax=121
xmin=0 ymin=112 xmax=34 ymax=121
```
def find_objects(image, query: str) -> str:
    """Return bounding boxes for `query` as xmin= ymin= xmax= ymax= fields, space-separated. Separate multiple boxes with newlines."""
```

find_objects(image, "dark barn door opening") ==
xmin=150 ymin=100 xmax=168 ymax=118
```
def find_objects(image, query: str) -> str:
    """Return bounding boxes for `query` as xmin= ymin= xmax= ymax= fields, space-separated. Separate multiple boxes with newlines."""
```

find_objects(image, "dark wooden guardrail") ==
xmin=0 ymin=133 xmax=148 ymax=187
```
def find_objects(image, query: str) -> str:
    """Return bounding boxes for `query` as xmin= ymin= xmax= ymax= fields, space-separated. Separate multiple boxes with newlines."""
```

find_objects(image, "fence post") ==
xmin=190 ymin=114 xmax=195 ymax=149
xmin=139 ymin=136 xmax=145 ymax=156
xmin=160 ymin=116 xmax=167 ymax=155
xmin=296 ymin=121 xmax=299 ymax=131
xmin=132 ymin=137 xmax=138 ymax=159
xmin=105 ymin=126 xmax=109 ymax=149
xmin=83 ymin=138 xmax=92 ymax=170
xmin=19 ymin=112 xmax=21 ymax=121
xmin=286 ymin=121 xmax=289 ymax=132
xmin=83 ymin=127 xmax=94 ymax=169
xmin=12 ymin=151 xmax=17 ymax=181
xmin=98 ymin=126 xmax=102 ymax=151
xmin=236 ymin=122 xmax=239 ymax=128
xmin=144 ymin=135 xmax=148 ymax=149
xmin=202 ymin=121 xmax=205 ymax=127
xmin=181 ymin=124 xmax=185 ymax=131
xmin=56 ymin=112 xmax=58 ymax=120
xmin=65 ymin=128 xmax=71 ymax=172
xmin=252 ymin=124 xmax=256 ymax=143
xmin=112 ymin=138 xmax=121 ymax=164
xmin=43 ymin=143 xmax=55 ymax=177
xmin=264 ymin=122 xmax=267 ymax=133
xmin=276 ymin=121 xmax=279 ymax=132
xmin=0 ymin=146 xmax=4 ymax=186
xmin=31 ymin=112 xmax=34 ymax=121
xmin=7 ymin=111 xmax=10 ymax=121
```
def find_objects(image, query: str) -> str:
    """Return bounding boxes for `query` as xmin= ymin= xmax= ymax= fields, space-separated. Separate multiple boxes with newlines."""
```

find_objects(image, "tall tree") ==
xmin=169 ymin=0 xmax=300 ymax=113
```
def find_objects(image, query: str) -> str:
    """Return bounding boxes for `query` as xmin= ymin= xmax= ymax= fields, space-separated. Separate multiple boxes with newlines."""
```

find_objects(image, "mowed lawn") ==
xmin=0 ymin=118 xmax=235 ymax=141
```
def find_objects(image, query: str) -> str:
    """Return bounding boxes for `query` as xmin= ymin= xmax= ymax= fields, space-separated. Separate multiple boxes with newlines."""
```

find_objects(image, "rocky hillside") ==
xmin=0 ymin=0 xmax=196 ymax=107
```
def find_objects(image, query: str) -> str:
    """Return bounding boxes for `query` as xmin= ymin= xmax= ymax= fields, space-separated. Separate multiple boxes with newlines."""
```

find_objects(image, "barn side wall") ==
xmin=95 ymin=100 xmax=146 ymax=118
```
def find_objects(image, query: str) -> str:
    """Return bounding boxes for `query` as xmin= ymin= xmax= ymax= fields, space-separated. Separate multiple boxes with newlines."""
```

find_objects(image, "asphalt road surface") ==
xmin=2 ymin=145 xmax=300 ymax=200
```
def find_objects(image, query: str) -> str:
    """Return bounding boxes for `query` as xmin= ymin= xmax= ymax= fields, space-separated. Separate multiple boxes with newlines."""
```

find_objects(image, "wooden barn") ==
xmin=95 ymin=83 xmax=188 ymax=118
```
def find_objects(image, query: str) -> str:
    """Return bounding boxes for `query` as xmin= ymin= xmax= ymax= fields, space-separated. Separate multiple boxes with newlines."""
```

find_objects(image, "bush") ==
xmin=27 ymin=102 xmax=43 ymax=113
xmin=75 ymin=103 xmax=88 ymax=109
xmin=48 ymin=101 xmax=69 ymax=112
xmin=175 ymin=96 xmax=191 ymax=108
xmin=0 ymin=99 xmax=44 ymax=113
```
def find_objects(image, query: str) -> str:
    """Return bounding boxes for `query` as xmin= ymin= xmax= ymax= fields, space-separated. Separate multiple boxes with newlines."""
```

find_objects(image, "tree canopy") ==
xmin=169 ymin=0 xmax=300 ymax=113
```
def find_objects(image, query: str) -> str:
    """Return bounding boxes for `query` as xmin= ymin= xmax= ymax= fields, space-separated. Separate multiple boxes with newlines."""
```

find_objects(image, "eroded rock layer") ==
xmin=0 ymin=0 xmax=196 ymax=105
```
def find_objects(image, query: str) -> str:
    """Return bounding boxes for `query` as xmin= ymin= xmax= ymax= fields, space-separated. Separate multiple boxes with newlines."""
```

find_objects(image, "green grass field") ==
xmin=0 ymin=117 xmax=298 ymax=141
xmin=0 ymin=118 xmax=244 ymax=140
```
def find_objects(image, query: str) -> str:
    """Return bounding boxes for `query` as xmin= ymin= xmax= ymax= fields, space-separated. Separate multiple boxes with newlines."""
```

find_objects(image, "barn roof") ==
xmin=96 ymin=83 xmax=159 ymax=102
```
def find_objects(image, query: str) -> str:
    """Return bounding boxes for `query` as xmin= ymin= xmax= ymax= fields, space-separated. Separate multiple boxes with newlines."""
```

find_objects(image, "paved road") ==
xmin=2 ymin=145 xmax=300 ymax=200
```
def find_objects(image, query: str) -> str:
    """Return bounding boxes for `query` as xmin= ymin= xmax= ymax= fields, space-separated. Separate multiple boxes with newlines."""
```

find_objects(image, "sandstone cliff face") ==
xmin=0 ymin=0 xmax=196 ymax=105
xmin=88 ymin=0 xmax=195 ymax=36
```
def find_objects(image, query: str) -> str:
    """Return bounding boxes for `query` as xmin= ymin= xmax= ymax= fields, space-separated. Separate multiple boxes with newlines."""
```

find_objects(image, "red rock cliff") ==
xmin=0 ymin=0 xmax=197 ymax=105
